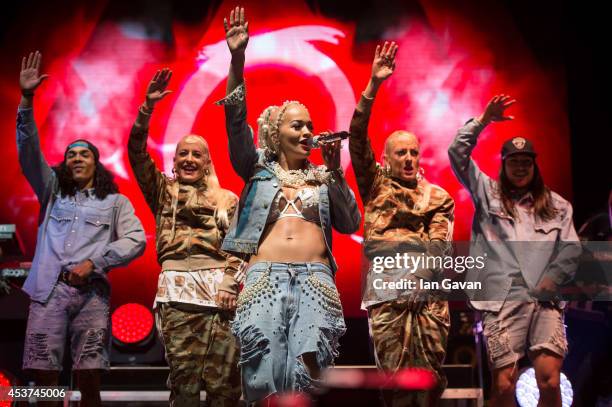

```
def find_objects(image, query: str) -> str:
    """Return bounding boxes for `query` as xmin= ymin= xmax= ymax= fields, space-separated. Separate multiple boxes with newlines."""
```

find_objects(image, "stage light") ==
xmin=109 ymin=303 xmax=164 ymax=366
xmin=322 ymin=367 xmax=436 ymax=390
xmin=394 ymin=368 xmax=437 ymax=390
xmin=516 ymin=367 xmax=573 ymax=407
xmin=0 ymin=370 xmax=14 ymax=407
xmin=111 ymin=303 xmax=154 ymax=345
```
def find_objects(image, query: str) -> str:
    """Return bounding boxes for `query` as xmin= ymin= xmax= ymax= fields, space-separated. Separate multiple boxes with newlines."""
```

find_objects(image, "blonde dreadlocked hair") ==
xmin=257 ymin=101 xmax=308 ymax=159
xmin=257 ymin=105 xmax=279 ymax=153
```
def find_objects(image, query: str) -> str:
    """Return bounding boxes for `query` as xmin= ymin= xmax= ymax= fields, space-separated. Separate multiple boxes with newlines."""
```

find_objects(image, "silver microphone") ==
xmin=308 ymin=131 xmax=350 ymax=148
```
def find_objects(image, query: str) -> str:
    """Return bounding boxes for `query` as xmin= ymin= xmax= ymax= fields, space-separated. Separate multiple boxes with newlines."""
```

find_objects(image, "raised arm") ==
xmin=128 ymin=68 xmax=173 ymax=213
xmin=448 ymin=94 xmax=515 ymax=204
xmin=16 ymin=51 xmax=54 ymax=203
xmin=349 ymin=42 xmax=398 ymax=202
xmin=217 ymin=6 xmax=258 ymax=182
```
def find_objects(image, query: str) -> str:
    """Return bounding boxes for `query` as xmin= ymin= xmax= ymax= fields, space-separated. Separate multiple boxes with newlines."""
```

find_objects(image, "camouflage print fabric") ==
xmin=156 ymin=303 xmax=242 ymax=407
xmin=348 ymin=95 xmax=454 ymax=255
xmin=368 ymin=300 xmax=450 ymax=407
xmin=128 ymin=117 xmax=242 ymax=295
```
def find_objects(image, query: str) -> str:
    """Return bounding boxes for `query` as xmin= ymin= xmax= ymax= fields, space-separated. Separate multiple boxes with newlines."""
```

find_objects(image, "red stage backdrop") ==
xmin=0 ymin=0 xmax=572 ymax=316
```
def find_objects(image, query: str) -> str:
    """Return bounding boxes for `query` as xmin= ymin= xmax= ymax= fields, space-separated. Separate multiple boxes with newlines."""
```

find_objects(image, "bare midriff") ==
xmin=249 ymin=187 xmax=328 ymax=265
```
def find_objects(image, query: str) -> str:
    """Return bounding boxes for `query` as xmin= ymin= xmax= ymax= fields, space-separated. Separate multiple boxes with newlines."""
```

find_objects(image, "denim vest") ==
xmin=219 ymin=84 xmax=361 ymax=273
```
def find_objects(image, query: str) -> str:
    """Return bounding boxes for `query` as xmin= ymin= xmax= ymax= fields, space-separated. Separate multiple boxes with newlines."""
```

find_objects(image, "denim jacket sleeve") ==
xmin=16 ymin=107 xmax=56 ymax=204
xmin=89 ymin=195 xmax=146 ymax=273
xmin=128 ymin=111 xmax=166 ymax=214
xmin=328 ymin=170 xmax=361 ymax=234
xmin=542 ymin=199 xmax=582 ymax=286
xmin=448 ymin=118 xmax=489 ymax=207
xmin=217 ymin=83 xmax=258 ymax=182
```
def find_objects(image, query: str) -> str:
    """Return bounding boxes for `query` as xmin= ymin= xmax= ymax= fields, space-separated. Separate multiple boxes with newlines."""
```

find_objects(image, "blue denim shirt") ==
xmin=218 ymin=84 xmax=361 ymax=273
xmin=448 ymin=119 xmax=581 ymax=312
xmin=17 ymin=107 xmax=146 ymax=303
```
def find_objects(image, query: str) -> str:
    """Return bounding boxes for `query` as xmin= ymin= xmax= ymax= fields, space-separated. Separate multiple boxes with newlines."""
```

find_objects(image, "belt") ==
xmin=58 ymin=270 xmax=90 ymax=287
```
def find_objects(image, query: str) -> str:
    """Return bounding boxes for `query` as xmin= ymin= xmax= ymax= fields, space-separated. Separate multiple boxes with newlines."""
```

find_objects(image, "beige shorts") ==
xmin=482 ymin=301 xmax=568 ymax=370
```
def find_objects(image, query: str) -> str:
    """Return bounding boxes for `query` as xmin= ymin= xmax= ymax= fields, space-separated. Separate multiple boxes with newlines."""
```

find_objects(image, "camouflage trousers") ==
xmin=368 ymin=299 xmax=450 ymax=407
xmin=156 ymin=303 xmax=242 ymax=407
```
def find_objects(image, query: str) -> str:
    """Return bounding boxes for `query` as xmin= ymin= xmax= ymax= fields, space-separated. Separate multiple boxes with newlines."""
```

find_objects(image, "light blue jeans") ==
xmin=232 ymin=262 xmax=346 ymax=403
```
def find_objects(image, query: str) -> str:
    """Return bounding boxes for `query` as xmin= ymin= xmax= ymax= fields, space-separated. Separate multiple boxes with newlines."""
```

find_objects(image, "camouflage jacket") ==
xmin=349 ymin=94 xmax=455 ymax=282
xmin=128 ymin=114 xmax=242 ymax=294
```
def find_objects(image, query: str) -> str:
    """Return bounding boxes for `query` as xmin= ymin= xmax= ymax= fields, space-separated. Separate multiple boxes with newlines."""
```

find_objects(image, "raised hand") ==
xmin=224 ymin=6 xmax=249 ymax=56
xmin=144 ymin=68 xmax=172 ymax=109
xmin=371 ymin=41 xmax=398 ymax=83
xmin=478 ymin=94 xmax=516 ymax=125
xmin=20 ymin=51 xmax=49 ymax=94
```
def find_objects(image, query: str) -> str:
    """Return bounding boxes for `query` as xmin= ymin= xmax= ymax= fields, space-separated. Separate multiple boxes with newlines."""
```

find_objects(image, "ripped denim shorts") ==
xmin=482 ymin=301 xmax=568 ymax=369
xmin=232 ymin=262 xmax=347 ymax=403
xmin=23 ymin=281 xmax=110 ymax=371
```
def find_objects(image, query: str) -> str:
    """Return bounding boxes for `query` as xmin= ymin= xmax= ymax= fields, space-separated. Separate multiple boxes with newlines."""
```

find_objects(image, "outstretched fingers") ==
xmin=390 ymin=42 xmax=398 ymax=60
xmin=26 ymin=52 xmax=34 ymax=70
xmin=34 ymin=51 xmax=42 ymax=71
xmin=161 ymin=68 xmax=172 ymax=84
xmin=380 ymin=41 xmax=389 ymax=56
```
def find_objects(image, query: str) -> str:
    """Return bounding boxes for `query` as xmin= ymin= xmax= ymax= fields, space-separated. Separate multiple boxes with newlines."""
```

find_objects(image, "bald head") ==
xmin=176 ymin=135 xmax=208 ymax=153
xmin=384 ymin=131 xmax=419 ymax=155
xmin=383 ymin=130 xmax=421 ymax=183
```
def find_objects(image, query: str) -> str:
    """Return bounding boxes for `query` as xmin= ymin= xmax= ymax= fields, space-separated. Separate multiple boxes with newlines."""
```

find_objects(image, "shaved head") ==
xmin=176 ymin=134 xmax=208 ymax=153
xmin=384 ymin=131 xmax=419 ymax=155
xmin=383 ymin=130 xmax=421 ymax=183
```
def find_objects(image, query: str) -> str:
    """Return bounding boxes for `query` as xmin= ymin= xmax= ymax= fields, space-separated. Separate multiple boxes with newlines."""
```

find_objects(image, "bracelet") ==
xmin=139 ymin=103 xmax=154 ymax=115
xmin=21 ymin=90 xmax=34 ymax=97
xmin=361 ymin=92 xmax=374 ymax=101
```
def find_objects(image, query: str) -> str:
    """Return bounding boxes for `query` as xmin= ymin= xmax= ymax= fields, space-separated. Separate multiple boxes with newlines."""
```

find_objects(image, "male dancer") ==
xmin=17 ymin=51 xmax=146 ymax=406
xmin=349 ymin=43 xmax=454 ymax=406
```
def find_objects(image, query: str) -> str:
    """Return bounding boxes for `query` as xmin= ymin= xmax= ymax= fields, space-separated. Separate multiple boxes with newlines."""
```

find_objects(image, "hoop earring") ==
xmin=417 ymin=166 xmax=425 ymax=181
xmin=204 ymin=168 xmax=210 ymax=176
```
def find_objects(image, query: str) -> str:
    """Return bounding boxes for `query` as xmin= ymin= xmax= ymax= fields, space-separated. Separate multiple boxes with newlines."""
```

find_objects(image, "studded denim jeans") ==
xmin=232 ymin=262 xmax=346 ymax=403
